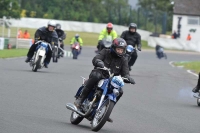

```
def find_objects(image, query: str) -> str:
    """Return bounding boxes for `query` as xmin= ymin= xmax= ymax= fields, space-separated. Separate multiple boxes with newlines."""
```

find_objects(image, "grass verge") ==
xmin=0 ymin=49 xmax=28 ymax=58
xmin=0 ymin=26 xmax=150 ymax=47
xmin=174 ymin=61 xmax=200 ymax=73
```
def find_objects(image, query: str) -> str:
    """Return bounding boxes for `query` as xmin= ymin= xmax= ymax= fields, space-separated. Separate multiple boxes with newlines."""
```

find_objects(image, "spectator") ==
xmin=187 ymin=34 xmax=191 ymax=41
xmin=17 ymin=29 xmax=23 ymax=38
xmin=23 ymin=30 xmax=30 ymax=39
xmin=172 ymin=31 xmax=178 ymax=39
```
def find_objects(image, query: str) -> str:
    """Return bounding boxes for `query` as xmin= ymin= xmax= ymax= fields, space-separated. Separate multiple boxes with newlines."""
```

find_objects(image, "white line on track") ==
xmin=169 ymin=61 xmax=198 ymax=77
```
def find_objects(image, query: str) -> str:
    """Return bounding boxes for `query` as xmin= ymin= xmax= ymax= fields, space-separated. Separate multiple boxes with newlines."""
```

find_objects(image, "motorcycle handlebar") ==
xmin=95 ymin=67 xmax=134 ymax=84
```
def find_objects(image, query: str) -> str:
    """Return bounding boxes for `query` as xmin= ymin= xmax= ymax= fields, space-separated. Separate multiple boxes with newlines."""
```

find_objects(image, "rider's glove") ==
xmin=59 ymin=38 xmax=62 ymax=41
xmin=124 ymin=75 xmax=135 ymax=84
xmin=98 ymin=40 xmax=103 ymax=46
xmin=137 ymin=44 xmax=141 ymax=51
xmin=97 ymin=61 xmax=104 ymax=68
xmin=95 ymin=59 xmax=104 ymax=68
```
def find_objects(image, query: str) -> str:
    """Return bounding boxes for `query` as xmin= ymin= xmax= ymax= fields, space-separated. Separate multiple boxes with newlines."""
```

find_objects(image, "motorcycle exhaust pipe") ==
xmin=66 ymin=103 xmax=85 ymax=117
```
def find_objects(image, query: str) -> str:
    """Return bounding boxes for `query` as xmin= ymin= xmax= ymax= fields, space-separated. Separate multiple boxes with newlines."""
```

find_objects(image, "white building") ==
xmin=172 ymin=0 xmax=200 ymax=41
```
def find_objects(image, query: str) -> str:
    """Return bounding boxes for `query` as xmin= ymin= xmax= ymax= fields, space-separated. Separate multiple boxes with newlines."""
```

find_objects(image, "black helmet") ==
xmin=129 ymin=23 xmax=137 ymax=32
xmin=111 ymin=38 xmax=127 ymax=57
xmin=56 ymin=23 xmax=61 ymax=29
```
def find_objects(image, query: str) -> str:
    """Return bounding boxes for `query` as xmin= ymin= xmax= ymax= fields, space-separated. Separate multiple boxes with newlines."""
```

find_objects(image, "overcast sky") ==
xmin=128 ymin=0 xmax=138 ymax=9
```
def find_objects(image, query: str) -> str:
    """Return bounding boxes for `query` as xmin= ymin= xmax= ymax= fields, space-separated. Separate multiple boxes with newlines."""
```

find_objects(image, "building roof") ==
xmin=174 ymin=0 xmax=200 ymax=16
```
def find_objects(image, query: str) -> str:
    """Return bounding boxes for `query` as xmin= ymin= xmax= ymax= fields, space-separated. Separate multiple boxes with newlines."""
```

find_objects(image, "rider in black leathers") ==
xmin=55 ymin=23 xmax=66 ymax=56
xmin=74 ymin=38 xmax=135 ymax=122
xmin=121 ymin=23 xmax=142 ymax=71
xmin=25 ymin=20 xmax=58 ymax=68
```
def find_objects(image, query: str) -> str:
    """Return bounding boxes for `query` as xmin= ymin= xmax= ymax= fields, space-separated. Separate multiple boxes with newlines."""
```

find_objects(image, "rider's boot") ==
xmin=44 ymin=62 xmax=49 ymax=68
xmin=74 ymin=87 xmax=90 ymax=108
xmin=25 ymin=57 xmax=31 ymax=63
xmin=193 ymin=73 xmax=200 ymax=93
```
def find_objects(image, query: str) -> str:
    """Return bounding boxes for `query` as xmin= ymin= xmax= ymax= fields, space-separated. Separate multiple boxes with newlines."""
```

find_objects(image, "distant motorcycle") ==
xmin=58 ymin=38 xmax=64 ymax=58
xmin=66 ymin=67 xmax=134 ymax=132
xmin=29 ymin=41 xmax=52 ymax=72
xmin=156 ymin=47 xmax=167 ymax=59
xmin=71 ymin=42 xmax=81 ymax=59
xmin=52 ymin=44 xmax=59 ymax=62
xmin=52 ymin=39 xmax=65 ymax=62
xmin=95 ymin=37 xmax=112 ymax=54
xmin=125 ymin=45 xmax=135 ymax=62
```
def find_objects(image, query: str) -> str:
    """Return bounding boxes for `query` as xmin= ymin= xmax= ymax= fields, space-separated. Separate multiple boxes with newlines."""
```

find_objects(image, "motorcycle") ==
xmin=156 ymin=47 xmax=167 ymax=59
xmin=66 ymin=67 xmax=134 ymax=132
xmin=58 ymin=38 xmax=64 ymax=58
xmin=125 ymin=45 xmax=135 ymax=62
xmin=29 ymin=41 xmax=52 ymax=72
xmin=52 ymin=39 xmax=65 ymax=62
xmin=71 ymin=42 xmax=81 ymax=59
xmin=95 ymin=37 xmax=112 ymax=54
xmin=193 ymin=92 xmax=200 ymax=106
xmin=52 ymin=44 xmax=59 ymax=63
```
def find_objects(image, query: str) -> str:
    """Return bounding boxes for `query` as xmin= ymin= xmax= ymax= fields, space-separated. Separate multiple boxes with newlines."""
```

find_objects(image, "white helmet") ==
xmin=47 ymin=20 xmax=56 ymax=27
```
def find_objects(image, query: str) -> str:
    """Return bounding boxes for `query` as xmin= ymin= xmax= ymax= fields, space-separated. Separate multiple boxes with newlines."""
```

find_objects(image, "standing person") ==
xmin=23 ymin=30 xmax=30 ymax=39
xmin=25 ymin=20 xmax=58 ymax=68
xmin=187 ymin=34 xmax=191 ymax=41
xmin=120 ymin=23 xmax=142 ymax=71
xmin=17 ymin=29 xmax=23 ymax=38
xmin=96 ymin=23 xmax=118 ymax=52
xmin=172 ymin=31 xmax=178 ymax=39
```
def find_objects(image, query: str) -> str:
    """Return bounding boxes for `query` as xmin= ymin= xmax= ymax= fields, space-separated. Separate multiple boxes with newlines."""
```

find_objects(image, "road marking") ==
xmin=187 ymin=70 xmax=198 ymax=77
xmin=169 ymin=61 xmax=175 ymax=67
xmin=3 ymin=56 xmax=25 ymax=60
xmin=169 ymin=61 xmax=198 ymax=77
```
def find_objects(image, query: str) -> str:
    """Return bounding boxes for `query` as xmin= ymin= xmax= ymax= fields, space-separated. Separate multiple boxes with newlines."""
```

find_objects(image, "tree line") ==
xmin=1 ymin=0 xmax=173 ymax=33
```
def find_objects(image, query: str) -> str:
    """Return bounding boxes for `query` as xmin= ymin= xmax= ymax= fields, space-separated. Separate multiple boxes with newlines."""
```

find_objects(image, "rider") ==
xmin=192 ymin=73 xmax=200 ymax=93
xmin=25 ymin=20 xmax=58 ymax=68
xmin=74 ymin=38 xmax=135 ymax=122
xmin=97 ymin=22 xmax=117 ymax=52
xmin=120 ymin=23 xmax=142 ymax=71
xmin=155 ymin=44 xmax=163 ymax=58
xmin=55 ymin=23 xmax=66 ymax=56
xmin=70 ymin=34 xmax=83 ymax=50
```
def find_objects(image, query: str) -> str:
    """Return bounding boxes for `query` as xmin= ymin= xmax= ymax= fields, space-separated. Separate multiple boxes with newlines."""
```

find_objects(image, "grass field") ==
xmin=0 ymin=49 xmax=28 ymax=58
xmin=174 ymin=61 xmax=200 ymax=73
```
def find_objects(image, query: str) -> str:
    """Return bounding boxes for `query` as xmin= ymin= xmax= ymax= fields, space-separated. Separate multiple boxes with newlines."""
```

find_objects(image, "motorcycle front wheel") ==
xmin=32 ymin=56 xmax=42 ymax=72
xmin=91 ymin=99 xmax=115 ymax=132
xmin=52 ymin=47 xmax=58 ymax=62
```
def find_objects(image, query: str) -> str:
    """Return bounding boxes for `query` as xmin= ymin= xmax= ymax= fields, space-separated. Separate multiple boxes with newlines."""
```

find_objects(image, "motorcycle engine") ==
xmin=82 ymin=99 xmax=91 ymax=112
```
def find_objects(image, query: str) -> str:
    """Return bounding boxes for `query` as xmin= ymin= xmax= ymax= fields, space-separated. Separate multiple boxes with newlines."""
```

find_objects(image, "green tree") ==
xmin=0 ymin=0 xmax=20 ymax=18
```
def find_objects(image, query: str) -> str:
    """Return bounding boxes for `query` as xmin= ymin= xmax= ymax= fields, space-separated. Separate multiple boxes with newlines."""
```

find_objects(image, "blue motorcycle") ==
xmin=66 ymin=67 xmax=134 ymax=132
xmin=125 ymin=45 xmax=135 ymax=62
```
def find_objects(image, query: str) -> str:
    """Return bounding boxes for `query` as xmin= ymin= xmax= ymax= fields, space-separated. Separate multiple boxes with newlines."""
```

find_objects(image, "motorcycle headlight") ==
xmin=113 ymin=88 xmax=119 ymax=96
xmin=75 ymin=45 xmax=79 ymax=49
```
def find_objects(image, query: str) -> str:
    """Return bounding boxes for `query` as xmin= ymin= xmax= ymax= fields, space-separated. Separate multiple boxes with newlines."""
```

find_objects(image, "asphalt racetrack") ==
xmin=1 ymin=47 xmax=200 ymax=133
